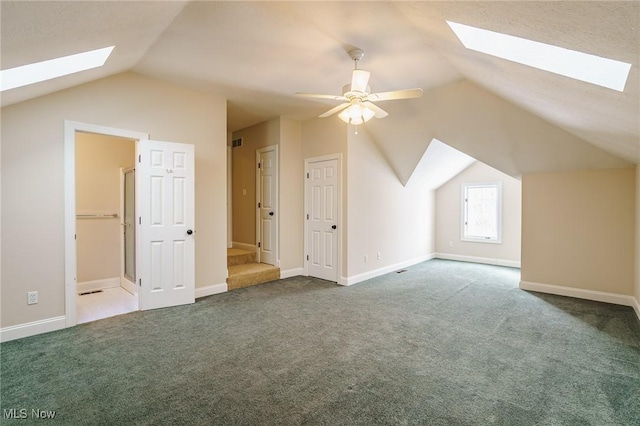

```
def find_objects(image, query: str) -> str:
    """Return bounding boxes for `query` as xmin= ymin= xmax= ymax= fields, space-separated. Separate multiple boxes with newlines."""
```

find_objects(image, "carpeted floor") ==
xmin=1 ymin=259 xmax=639 ymax=425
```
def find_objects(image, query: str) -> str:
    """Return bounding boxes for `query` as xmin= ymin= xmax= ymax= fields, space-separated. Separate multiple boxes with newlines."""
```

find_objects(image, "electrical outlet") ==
xmin=364 ymin=255 xmax=368 ymax=263
xmin=377 ymin=252 xmax=381 ymax=260
xmin=27 ymin=291 xmax=38 ymax=305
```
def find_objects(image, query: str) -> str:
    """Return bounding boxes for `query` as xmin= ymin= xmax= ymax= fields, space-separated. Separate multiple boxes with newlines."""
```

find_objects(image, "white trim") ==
xmin=280 ymin=268 xmax=305 ymax=279
xmin=232 ymin=242 xmax=257 ymax=252
xmin=304 ymin=153 xmax=343 ymax=283
xmin=227 ymin=146 xmax=233 ymax=248
xmin=0 ymin=316 xmax=66 ymax=343
xmin=435 ymin=253 xmax=520 ymax=268
xmin=343 ymin=253 xmax=436 ymax=286
xmin=120 ymin=276 xmax=136 ymax=295
xmin=632 ymin=297 xmax=640 ymax=321
xmin=64 ymin=121 xmax=148 ymax=328
xmin=195 ymin=283 xmax=228 ymax=299
xmin=77 ymin=277 xmax=120 ymax=293
xmin=520 ymin=281 xmax=638 ymax=313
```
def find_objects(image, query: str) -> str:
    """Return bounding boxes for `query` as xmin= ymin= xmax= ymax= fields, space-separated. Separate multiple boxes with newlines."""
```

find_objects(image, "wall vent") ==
xmin=232 ymin=137 xmax=243 ymax=148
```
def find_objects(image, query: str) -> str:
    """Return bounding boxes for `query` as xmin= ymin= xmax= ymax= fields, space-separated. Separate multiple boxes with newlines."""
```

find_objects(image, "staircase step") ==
xmin=227 ymin=248 xmax=256 ymax=267
xmin=227 ymin=263 xmax=280 ymax=291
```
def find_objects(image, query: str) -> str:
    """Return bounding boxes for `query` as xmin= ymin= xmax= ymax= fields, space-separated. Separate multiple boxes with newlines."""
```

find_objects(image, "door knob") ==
xmin=187 ymin=229 xmax=193 ymax=235
xmin=269 ymin=212 xmax=274 ymax=216
xmin=332 ymin=225 xmax=337 ymax=230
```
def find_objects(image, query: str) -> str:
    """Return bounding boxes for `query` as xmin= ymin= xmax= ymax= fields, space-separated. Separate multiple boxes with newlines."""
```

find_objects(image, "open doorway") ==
xmin=75 ymin=132 xmax=138 ymax=324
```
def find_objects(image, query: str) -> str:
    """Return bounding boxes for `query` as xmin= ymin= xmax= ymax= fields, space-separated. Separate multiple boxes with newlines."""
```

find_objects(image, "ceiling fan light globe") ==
xmin=338 ymin=109 xmax=351 ymax=123
xmin=350 ymin=116 xmax=364 ymax=125
xmin=362 ymin=106 xmax=375 ymax=122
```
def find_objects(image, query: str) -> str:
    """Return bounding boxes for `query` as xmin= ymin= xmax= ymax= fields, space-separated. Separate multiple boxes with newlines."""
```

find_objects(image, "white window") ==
xmin=461 ymin=182 xmax=502 ymax=243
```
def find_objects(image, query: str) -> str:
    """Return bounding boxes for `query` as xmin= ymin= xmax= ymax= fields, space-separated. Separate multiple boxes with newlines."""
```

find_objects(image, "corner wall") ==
xmin=279 ymin=118 xmax=304 ymax=274
xmin=435 ymin=161 xmax=521 ymax=267
xmin=1 ymin=72 xmax=227 ymax=329
xmin=635 ymin=165 xmax=640 ymax=318
xmin=521 ymin=167 xmax=636 ymax=303
xmin=346 ymin=128 xmax=435 ymax=283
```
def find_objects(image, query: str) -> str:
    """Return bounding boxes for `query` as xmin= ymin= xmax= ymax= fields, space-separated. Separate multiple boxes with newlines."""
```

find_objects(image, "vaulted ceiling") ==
xmin=2 ymin=1 xmax=638 ymax=169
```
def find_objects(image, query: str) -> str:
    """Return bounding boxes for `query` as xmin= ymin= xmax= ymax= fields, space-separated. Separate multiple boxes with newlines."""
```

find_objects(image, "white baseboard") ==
xmin=0 ymin=316 xmax=66 ymax=343
xmin=232 ymin=242 xmax=256 ymax=252
xmin=344 ymin=253 xmax=436 ymax=286
xmin=195 ymin=283 xmax=227 ymax=299
xmin=435 ymin=253 xmax=520 ymax=268
xmin=520 ymin=281 xmax=638 ymax=318
xmin=120 ymin=277 xmax=136 ymax=295
xmin=281 ymin=268 xmax=304 ymax=279
xmin=632 ymin=296 xmax=640 ymax=321
xmin=77 ymin=277 xmax=120 ymax=294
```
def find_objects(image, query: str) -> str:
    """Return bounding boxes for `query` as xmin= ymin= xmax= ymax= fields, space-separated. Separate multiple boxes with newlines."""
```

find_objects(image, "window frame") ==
xmin=460 ymin=181 xmax=503 ymax=244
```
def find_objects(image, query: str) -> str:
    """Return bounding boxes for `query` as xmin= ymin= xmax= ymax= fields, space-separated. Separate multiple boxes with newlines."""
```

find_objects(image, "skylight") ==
xmin=0 ymin=46 xmax=115 ymax=92
xmin=447 ymin=21 xmax=631 ymax=92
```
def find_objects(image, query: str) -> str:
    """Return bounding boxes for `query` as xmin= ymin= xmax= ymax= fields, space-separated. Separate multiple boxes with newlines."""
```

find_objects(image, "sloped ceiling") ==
xmin=1 ymin=1 xmax=638 ymax=171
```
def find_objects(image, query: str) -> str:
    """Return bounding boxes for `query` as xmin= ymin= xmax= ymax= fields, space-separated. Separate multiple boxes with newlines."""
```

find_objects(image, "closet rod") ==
xmin=76 ymin=213 xmax=119 ymax=219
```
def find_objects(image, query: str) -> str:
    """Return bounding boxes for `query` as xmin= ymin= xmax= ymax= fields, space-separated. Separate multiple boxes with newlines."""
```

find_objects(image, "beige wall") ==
xmin=1 ymin=72 xmax=227 ymax=328
xmin=521 ymin=167 xmax=636 ymax=295
xmin=636 ymin=165 xmax=640 ymax=304
xmin=279 ymin=118 xmax=304 ymax=272
xmin=346 ymin=127 xmax=435 ymax=278
xmin=76 ymin=133 xmax=135 ymax=282
xmin=231 ymin=118 xmax=280 ymax=245
xmin=435 ymin=161 xmax=522 ymax=264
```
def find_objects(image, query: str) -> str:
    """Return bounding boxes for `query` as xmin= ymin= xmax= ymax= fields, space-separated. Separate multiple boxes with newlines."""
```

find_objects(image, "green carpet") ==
xmin=1 ymin=259 xmax=639 ymax=425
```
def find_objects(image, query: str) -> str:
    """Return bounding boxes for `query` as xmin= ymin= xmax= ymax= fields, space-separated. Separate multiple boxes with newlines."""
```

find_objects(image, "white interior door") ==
xmin=307 ymin=158 xmax=339 ymax=282
xmin=137 ymin=140 xmax=195 ymax=310
xmin=257 ymin=146 xmax=278 ymax=265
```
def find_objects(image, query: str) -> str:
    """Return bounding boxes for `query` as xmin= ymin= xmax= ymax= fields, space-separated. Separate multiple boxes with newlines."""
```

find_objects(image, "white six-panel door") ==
xmin=137 ymin=140 xmax=195 ymax=310
xmin=307 ymin=158 xmax=339 ymax=282
xmin=257 ymin=146 xmax=277 ymax=265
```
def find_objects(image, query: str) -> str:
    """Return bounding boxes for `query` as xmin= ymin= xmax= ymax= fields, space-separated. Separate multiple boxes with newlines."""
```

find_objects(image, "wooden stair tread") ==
xmin=227 ymin=262 xmax=280 ymax=291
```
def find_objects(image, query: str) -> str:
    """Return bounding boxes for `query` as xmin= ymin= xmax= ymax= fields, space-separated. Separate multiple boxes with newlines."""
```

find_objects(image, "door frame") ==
xmin=303 ymin=153 xmax=343 ymax=284
xmin=255 ymin=145 xmax=279 ymax=265
xmin=64 ymin=120 xmax=148 ymax=328
xmin=119 ymin=166 xmax=136 ymax=295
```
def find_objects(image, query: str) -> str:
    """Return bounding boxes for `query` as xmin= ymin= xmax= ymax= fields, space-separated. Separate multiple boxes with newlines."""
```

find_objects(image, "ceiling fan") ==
xmin=295 ymin=48 xmax=423 ymax=126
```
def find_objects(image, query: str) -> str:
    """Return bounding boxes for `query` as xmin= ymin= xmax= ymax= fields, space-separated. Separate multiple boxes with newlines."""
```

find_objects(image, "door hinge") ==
xmin=258 ymin=162 xmax=261 ymax=169
xmin=258 ymin=202 xmax=261 ymax=208
xmin=306 ymin=172 xmax=309 ymax=178
xmin=139 ymin=217 xmax=142 ymax=225
xmin=74 ymin=234 xmax=77 ymax=240
xmin=306 ymin=214 xmax=309 ymax=220
xmin=139 ymin=278 xmax=142 ymax=287
xmin=138 ymin=154 xmax=141 ymax=163
xmin=258 ymin=242 xmax=261 ymax=248
xmin=306 ymin=255 xmax=309 ymax=261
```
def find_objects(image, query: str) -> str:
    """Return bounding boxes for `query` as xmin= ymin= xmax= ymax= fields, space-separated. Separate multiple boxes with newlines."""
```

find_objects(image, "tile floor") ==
xmin=76 ymin=287 xmax=138 ymax=324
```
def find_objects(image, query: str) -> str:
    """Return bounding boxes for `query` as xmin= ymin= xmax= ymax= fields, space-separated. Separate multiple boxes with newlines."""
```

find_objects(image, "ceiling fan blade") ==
xmin=319 ymin=102 xmax=351 ymax=118
xmin=351 ymin=70 xmax=370 ymax=93
xmin=295 ymin=93 xmax=347 ymax=101
xmin=363 ymin=102 xmax=388 ymax=119
xmin=368 ymin=88 xmax=423 ymax=101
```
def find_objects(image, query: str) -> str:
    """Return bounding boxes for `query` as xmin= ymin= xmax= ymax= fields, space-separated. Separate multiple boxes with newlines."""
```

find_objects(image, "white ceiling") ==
xmin=2 ymin=1 xmax=638 ymax=166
